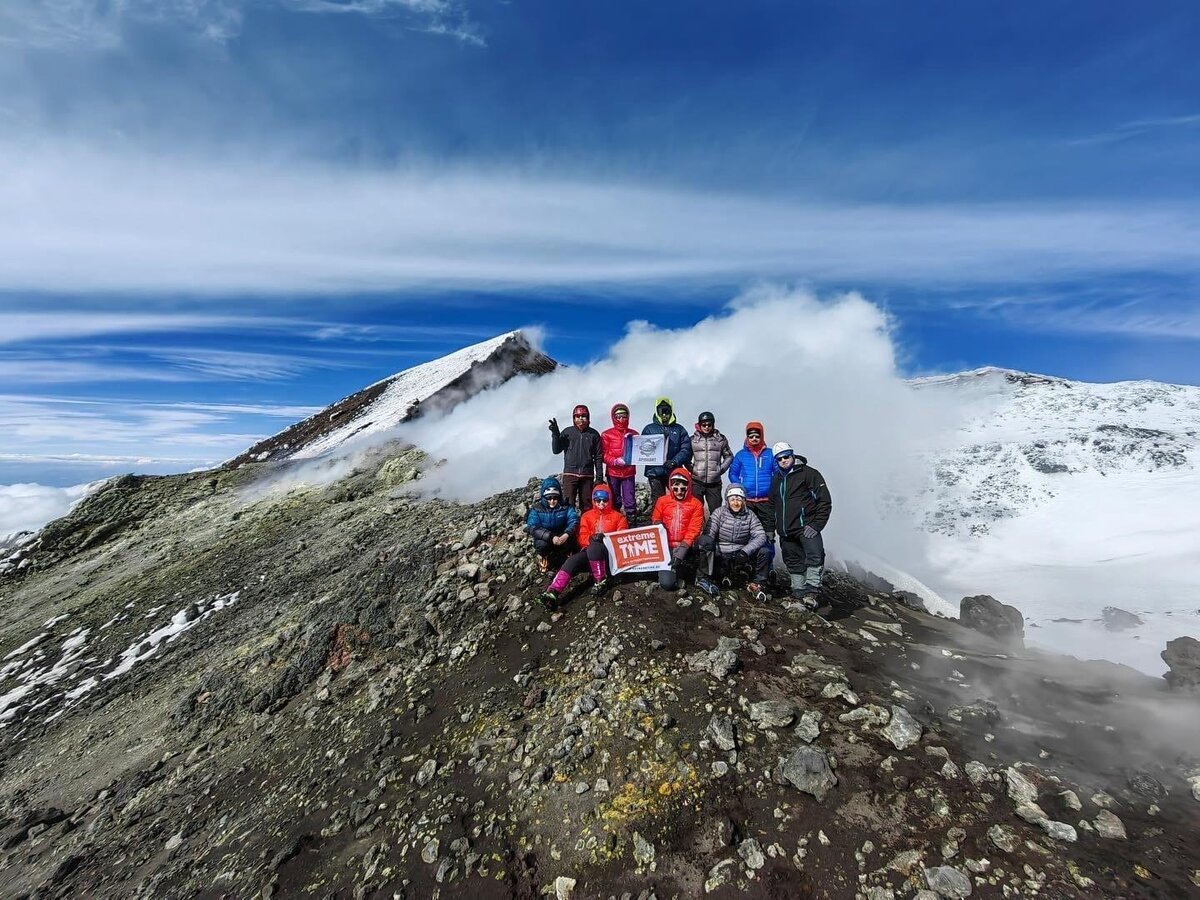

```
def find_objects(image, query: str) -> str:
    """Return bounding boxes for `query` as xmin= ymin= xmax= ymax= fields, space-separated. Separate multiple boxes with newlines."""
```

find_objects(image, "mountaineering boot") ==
xmin=695 ymin=574 xmax=719 ymax=596
xmin=540 ymin=570 xmax=570 ymax=608
xmin=537 ymin=555 xmax=550 ymax=573
xmin=746 ymin=582 xmax=768 ymax=602
xmin=789 ymin=573 xmax=817 ymax=610
xmin=589 ymin=559 xmax=611 ymax=597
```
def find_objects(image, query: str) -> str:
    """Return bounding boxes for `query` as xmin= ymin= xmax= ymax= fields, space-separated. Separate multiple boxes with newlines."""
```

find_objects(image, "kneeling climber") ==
xmin=525 ymin=477 xmax=579 ymax=573
xmin=694 ymin=484 xmax=770 ymax=599
xmin=651 ymin=467 xmax=705 ymax=590
xmin=539 ymin=484 xmax=628 ymax=608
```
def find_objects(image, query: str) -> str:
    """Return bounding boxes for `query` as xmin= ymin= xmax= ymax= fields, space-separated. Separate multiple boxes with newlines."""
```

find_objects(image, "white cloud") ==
xmin=276 ymin=289 xmax=964 ymax=583
xmin=3 ymin=143 xmax=1199 ymax=297
xmin=0 ymin=481 xmax=90 ymax=540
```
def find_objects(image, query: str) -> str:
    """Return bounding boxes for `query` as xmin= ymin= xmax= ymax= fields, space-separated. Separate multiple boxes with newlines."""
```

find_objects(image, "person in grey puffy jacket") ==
xmin=694 ymin=484 xmax=771 ymax=598
xmin=688 ymin=411 xmax=732 ymax=514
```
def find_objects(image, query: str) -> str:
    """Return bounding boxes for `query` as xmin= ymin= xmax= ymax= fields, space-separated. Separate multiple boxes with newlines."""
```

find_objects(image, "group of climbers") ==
xmin=532 ymin=399 xmax=832 ymax=611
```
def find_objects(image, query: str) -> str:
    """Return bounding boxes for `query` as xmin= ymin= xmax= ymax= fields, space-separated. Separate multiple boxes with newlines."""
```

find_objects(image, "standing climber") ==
xmin=524 ymin=477 xmax=580 ymax=573
xmin=688 ymin=410 xmax=732 ymax=514
xmin=539 ymin=483 xmax=628 ymax=608
xmin=549 ymin=404 xmax=604 ymax=511
xmin=770 ymin=442 xmax=832 ymax=606
xmin=650 ymin=468 xmax=705 ymax=591
xmin=694 ymin=484 xmax=771 ymax=599
xmin=728 ymin=421 xmax=777 ymax=540
xmin=600 ymin=402 xmax=639 ymax=521
xmin=641 ymin=398 xmax=693 ymax=508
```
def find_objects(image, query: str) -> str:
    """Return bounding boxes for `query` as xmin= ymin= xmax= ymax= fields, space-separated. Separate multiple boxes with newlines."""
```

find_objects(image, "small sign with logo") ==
xmin=602 ymin=524 xmax=672 ymax=573
xmin=625 ymin=433 xmax=666 ymax=466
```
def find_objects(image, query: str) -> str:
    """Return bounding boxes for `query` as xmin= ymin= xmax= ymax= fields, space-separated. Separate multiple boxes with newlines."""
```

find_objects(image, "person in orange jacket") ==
xmin=651 ymin=467 xmax=705 ymax=590
xmin=539 ymin=483 xmax=628 ymax=609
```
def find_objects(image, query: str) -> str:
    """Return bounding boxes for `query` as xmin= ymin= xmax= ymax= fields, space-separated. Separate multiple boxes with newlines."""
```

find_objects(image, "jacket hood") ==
xmin=539 ymin=476 xmax=564 ymax=500
xmin=743 ymin=420 xmax=766 ymax=449
xmin=591 ymin=482 xmax=615 ymax=504
xmin=610 ymin=402 xmax=631 ymax=428
xmin=653 ymin=396 xmax=677 ymax=426
xmin=667 ymin=466 xmax=693 ymax=488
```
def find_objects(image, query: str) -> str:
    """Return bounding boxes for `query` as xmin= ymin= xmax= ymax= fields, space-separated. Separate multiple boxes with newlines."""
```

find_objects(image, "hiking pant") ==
xmin=691 ymin=479 xmax=723 ymax=514
xmin=561 ymin=473 xmax=594 ymax=511
xmin=780 ymin=530 xmax=825 ymax=588
xmin=531 ymin=536 xmax=570 ymax=568
xmin=712 ymin=546 xmax=771 ymax=583
xmin=606 ymin=475 xmax=637 ymax=519
xmin=747 ymin=500 xmax=777 ymax=568
xmin=647 ymin=476 xmax=667 ymax=510
xmin=560 ymin=541 xmax=608 ymax=577
xmin=658 ymin=544 xmax=699 ymax=590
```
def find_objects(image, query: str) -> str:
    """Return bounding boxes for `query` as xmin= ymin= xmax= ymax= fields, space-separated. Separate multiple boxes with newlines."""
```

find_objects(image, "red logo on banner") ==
xmin=603 ymin=525 xmax=671 ymax=574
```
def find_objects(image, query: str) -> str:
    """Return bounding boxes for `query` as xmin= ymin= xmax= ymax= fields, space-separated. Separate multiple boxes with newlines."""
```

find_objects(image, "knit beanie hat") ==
xmin=573 ymin=404 xmax=590 ymax=418
xmin=725 ymin=484 xmax=747 ymax=500
xmin=772 ymin=441 xmax=794 ymax=458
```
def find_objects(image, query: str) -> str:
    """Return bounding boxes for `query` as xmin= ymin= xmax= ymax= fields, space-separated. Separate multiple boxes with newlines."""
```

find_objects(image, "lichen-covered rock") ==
xmin=749 ymin=700 xmax=796 ymax=729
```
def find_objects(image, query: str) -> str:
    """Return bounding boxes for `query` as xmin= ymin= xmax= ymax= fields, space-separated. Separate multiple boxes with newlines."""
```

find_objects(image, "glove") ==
xmin=589 ymin=531 xmax=604 ymax=544
xmin=671 ymin=544 xmax=689 ymax=563
xmin=803 ymin=525 xmax=819 ymax=539
xmin=731 ymin=550 xmax=748 ymax=565
xmin=548 ymin=417 xmax=559 ymax=434
xmin=695 ymin=534 xmax=715 ymax=553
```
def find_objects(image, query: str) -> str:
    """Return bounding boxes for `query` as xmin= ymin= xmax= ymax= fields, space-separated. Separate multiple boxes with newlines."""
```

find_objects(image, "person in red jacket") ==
xmin=651 ymin=467 xmax=705 ymax=590
xmin=539 ymin=483 xmax=628 ymax=609
xmin=600 ymin=402 xmax=639 ymax=521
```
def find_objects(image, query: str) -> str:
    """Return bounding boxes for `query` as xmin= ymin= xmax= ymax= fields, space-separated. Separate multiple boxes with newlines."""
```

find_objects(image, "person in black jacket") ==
xmin=769 ymin=442 xmax=832 ymax=606
xmin=550 ymin=404 xmax=604 ymax=511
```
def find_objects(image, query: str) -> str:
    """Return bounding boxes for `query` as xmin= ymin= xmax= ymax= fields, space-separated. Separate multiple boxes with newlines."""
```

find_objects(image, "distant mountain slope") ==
xmin=912 ymin=367 xmax=1200 ymax=537
xmin=226 ymin=330 xmax=557 ymax=467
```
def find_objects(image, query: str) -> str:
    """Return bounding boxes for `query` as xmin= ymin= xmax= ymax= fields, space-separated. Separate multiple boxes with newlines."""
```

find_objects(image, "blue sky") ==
xmin=2 ymin=0 xmax=1200 ymax=485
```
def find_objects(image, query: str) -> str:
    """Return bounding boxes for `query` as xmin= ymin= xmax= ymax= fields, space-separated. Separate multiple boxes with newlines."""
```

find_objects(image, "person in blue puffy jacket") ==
xmin=641 ymin=397 xmax=693 ymax=508
xmin=728 ymin=421 xmax=778 ymax=575
xmin=524 ymin=477 xmax=580 ymax=573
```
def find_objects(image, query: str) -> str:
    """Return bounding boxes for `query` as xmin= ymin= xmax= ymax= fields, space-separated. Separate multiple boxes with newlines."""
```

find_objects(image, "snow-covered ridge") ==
xmin=229 ymin=330 xmax=557 ymax=466
xmin=912 ymin=367 xmax=1200 ymax=537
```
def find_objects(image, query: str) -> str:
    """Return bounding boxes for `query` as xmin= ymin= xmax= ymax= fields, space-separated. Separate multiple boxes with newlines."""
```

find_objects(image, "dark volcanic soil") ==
xmin=1 ymin=452 xmax=1198 ymax=899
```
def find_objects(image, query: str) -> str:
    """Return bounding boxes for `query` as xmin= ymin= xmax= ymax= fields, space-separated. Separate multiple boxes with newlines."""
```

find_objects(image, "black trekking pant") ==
xmin=713 ymin=547 xmax=771 ymax=583
xmin=779 ymin=530 xmax=824 ymax=574
xmin=647 ymin=476 xmax=668 ymax=510
xmin=691 ymin=479 xmax=723 ymax=514
xmin=532 ymin=536 xmax=570 ymax=567
xmin=561 ymin=541 xmax=607 ymax=576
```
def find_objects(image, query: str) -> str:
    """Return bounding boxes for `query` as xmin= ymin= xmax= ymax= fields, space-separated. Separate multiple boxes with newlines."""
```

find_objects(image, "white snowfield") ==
xmin=290 ymin=331 xmax=524 ymax=460
xmin=912 ymin=367 xmax=1200 ymax=675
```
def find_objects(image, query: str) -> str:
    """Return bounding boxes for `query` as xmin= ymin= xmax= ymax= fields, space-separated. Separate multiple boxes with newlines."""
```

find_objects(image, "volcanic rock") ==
xmin=959 ymin=595 xmax=1024 ymax=647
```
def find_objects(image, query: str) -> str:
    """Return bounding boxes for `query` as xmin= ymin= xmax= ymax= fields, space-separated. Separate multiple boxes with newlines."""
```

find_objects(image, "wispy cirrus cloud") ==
xmin=1067 ymin=112 xmax=1200 ymax=146
xmin=0 ymin=0 xmax=481 ymax=49
xmin=4 ymin=144 xmax=1200 ymax=297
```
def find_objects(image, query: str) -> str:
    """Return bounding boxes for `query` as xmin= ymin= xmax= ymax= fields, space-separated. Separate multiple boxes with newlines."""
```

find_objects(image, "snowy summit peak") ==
xmin=228 ymin=330 xmax=557 ymax=466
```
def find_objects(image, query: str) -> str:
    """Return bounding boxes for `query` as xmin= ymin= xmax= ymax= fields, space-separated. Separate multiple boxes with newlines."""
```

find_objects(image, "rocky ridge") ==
xmin=1 ymin=447 xmax=1199 ymax=898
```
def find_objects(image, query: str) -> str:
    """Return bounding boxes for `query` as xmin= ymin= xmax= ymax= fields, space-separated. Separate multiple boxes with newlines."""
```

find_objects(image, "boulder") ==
xmin=1101 ymin=606 xmax=1143 ymax=631
xmin=959 ymin=595 xmax=1024 ymax=647
xmin=881 ymin=706 xmax=922 ymax=750
xmin=1162 ymin=636 xmax=1200 ymax=693
xmin=775 ymin=746 xmax=837 ymax=801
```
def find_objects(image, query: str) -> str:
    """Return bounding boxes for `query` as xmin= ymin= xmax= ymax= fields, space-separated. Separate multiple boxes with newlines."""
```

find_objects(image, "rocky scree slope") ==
xmin=1 ymin=449 xmax=1199 ymax=898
